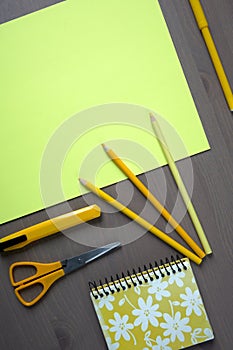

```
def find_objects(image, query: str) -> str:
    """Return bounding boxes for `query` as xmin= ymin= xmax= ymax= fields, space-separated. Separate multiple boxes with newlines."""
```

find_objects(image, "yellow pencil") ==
xmin=0 ymin=205 xmax=101 ymax=252
xmin=79 ymin=178 xmax=202 ymax=265
xmin=102 ymin=143 xmax=205 ymax=259
xmin=189 ymin=0 xmax=233 ymax=111
xmin=150 ymin=113 xmax=212 ymax=255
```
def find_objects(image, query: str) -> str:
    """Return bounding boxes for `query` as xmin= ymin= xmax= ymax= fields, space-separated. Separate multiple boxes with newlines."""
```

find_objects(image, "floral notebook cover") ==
xmin=89 ymin=258 xmax=214 ymax=349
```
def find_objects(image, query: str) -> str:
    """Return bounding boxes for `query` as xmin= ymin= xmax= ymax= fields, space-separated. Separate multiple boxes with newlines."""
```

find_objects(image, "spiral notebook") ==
xmin=89 ymin=257 xmax=214 ymax=350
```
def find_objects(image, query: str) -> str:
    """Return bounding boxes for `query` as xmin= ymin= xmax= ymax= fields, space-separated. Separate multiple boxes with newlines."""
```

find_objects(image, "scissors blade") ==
xmin=62 ymin=242 xmax=121 ymax=275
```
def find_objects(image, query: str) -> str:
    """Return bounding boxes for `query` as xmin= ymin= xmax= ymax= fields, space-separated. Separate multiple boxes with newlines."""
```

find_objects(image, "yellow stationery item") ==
xmin=0 ymin=205 xmax=101 ymax=252
xmin=9 ymin=242 xmax=120 ymax=307
xmin=89 ymin=257 xmax=214 ymax=349
xmin=102 ymin=143 xmax=205 ymax=259
xmin=150 ymin=114 xmax=212 ymax=255
xmin=189 ymin=0 xmax=233 ymax=111
xmin=79 ymin=179 xmax=202 ymax=265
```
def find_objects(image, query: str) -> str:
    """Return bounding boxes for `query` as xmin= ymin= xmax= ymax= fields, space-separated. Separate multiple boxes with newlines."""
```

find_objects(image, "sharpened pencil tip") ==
xmin=102 ymin=143 xmax=110 ymax=152
xmin=79 ymin=178 xmax=87 ymax=186
xmin=149 ymin=113 xmax=156 ymax=122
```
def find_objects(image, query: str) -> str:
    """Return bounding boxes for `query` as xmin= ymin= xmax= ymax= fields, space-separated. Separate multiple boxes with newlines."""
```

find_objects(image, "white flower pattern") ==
xmin=153 ymin=335 xmax=172 ymax=350
xmin=91 ymin=259 xmax=214 ymax=349
xmin=168 ymin=269 xmax=185 ymax=287
xmin=160 ymin=311 xmax=191 ymax=342
xmin=132 ymin=296 xmax=162 ymax=331
xmin=106 ymin=336 xmax=120 ymax=350
xmin=148 ymin=278 xmax=171 ymax=301
xmin=109 ymin=312 xmax=134 ymax=342
xmin=99 ymin=294 xmax=115 ymax=311
xmin=180 ymin=287 xmax=202 ymax=316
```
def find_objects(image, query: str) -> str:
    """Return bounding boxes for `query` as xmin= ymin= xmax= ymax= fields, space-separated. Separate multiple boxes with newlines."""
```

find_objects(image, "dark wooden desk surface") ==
xmin=0 ymin=1 xmax=232 ymax=349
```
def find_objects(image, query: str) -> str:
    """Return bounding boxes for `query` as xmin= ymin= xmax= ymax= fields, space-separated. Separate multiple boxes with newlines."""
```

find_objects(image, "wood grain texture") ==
xmin=0 ymin=1 xmax=232 ymax=349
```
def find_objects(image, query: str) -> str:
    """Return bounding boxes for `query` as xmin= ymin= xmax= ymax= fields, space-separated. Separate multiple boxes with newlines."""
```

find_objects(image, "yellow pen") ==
xmin=189 ymin=0 xmax=233 ymax=111
xmin=0 ymin=205 xmax=101 ymax=252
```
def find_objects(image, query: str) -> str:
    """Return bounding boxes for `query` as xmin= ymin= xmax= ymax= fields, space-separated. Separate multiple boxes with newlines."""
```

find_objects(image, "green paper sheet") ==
xmin=0 ymin=0 xmax=210 ymax=224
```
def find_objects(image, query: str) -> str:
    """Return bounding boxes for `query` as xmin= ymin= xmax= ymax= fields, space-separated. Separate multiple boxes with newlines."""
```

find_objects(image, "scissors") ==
xmin=9 ymin=242 xmax=121 ymax=307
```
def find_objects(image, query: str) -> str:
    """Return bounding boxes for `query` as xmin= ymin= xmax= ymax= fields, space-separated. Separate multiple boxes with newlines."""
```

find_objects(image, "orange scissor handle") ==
xmin=9 ymin=261 xmax=65 ymax=307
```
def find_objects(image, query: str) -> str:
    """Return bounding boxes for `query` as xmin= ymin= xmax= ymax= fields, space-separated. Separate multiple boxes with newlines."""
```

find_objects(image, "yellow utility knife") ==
xmin=0 ymin=204 xmax=101 ymax=252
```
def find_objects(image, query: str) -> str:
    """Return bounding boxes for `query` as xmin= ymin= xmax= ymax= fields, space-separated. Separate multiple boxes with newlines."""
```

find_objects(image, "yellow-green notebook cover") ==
xmin=90 ymin=258 xmax=214 ymax=349
xmin=0 ymin=0 xmax=210 ymax=223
